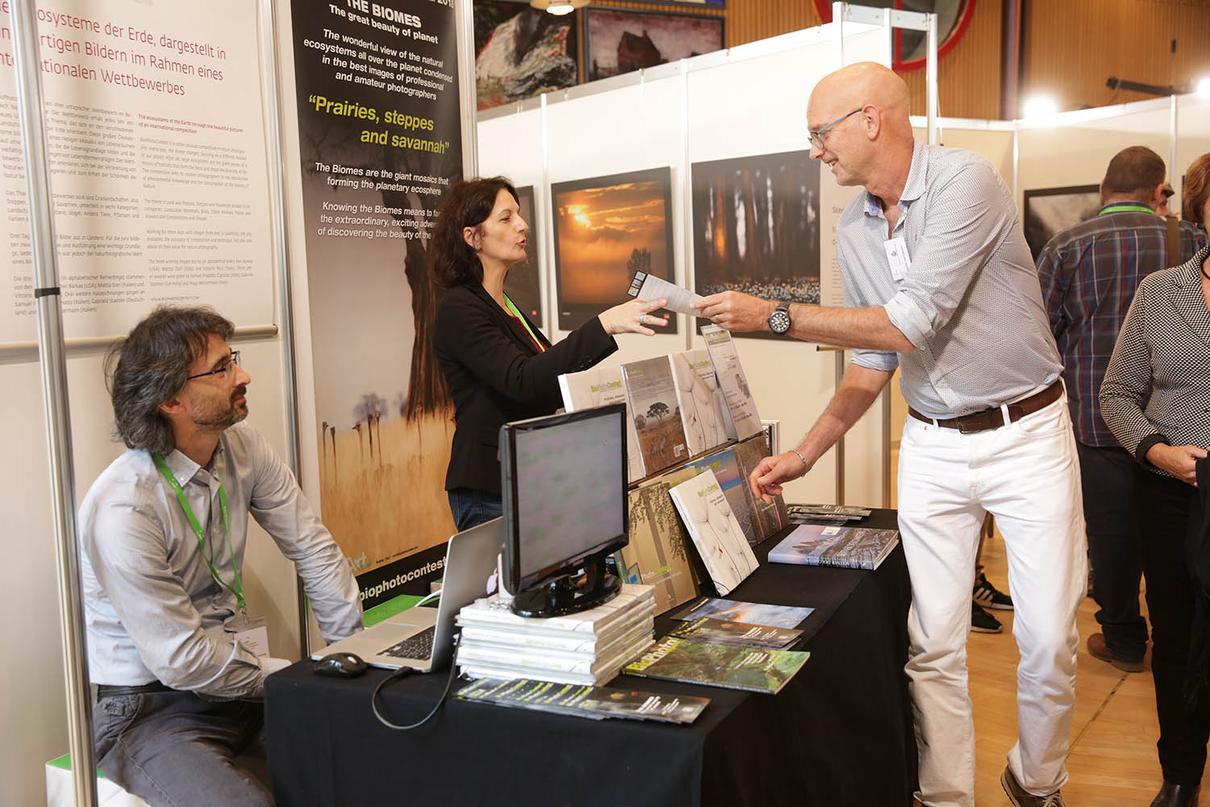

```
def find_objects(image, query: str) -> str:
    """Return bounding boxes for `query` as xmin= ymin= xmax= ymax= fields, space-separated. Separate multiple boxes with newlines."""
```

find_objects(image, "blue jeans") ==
xmin=94 ymin=691 xmax=271 ymax=806
xmin=447 ymin=488 xmax=503 ymax=532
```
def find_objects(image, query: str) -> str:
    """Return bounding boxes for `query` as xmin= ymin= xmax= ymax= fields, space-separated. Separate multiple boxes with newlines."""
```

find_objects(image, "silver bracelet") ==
xmin=790 ymin=448 xmax=808 ymax=467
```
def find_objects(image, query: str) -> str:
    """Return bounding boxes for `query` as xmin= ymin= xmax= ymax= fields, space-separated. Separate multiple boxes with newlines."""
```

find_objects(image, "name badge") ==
xmin=226 ymin=613 xmax=270 ymax=658
xmin=883 ymin=236 xmax=910 ymax=281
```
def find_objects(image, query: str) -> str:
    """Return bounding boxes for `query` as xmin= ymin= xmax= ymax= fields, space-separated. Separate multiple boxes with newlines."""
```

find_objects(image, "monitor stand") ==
xmin=510 ymin=551 xmax=621 ymax=618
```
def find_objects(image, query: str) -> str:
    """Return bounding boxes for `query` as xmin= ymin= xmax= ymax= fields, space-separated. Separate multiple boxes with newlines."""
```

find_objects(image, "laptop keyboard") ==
xmin=381 ymin=626 xmax=436 ymax=660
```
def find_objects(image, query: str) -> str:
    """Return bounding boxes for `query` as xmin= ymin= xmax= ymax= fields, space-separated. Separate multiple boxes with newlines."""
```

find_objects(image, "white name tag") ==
xmin=883 ymin=236 xmax=910 ymax=281
xmin=226 ymin=613 xmax=270 ymax=658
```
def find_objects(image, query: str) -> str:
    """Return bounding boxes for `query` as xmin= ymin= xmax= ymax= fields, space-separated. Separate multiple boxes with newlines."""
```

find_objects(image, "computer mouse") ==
xmin=314 ymin=651 xmax=367 ymax=678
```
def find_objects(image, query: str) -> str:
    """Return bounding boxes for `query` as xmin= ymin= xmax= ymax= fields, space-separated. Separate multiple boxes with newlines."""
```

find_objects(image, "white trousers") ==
xmin=898 ymin=396 xmax=1087 ymax=807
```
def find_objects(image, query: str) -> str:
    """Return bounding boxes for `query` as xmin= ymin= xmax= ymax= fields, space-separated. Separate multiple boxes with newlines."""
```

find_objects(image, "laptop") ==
xmin=313 ymin=518 xmax=502 ymax=672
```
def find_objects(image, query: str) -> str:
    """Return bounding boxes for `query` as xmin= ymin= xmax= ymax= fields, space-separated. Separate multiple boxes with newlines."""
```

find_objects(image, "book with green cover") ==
xmin=666 ymin=616 xmax=802 ymax=649
xmin=623 ymin=467 xmax=702 ymax=615
xmin=456 ymin=677 xmax=709 ymax=724
xmin=623 ymin=636 xmax=810 ymax=694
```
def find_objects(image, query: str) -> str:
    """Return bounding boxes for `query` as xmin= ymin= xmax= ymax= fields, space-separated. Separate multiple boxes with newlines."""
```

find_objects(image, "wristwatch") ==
xmin=767 ymin=303 xmax=792 ymax=336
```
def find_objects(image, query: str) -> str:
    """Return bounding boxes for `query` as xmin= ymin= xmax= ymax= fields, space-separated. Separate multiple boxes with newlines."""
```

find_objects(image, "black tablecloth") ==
xmin=266 ymin=509 xmax=916 ymax=806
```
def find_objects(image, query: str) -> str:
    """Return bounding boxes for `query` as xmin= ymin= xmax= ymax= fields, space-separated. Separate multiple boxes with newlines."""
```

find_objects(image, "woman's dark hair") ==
xmin=1184 ymin=153 xmax=1210 ymax=226
xmin=106 ymin=305 xmax=234 ymax=454
xmin=430 ymin=176 xmax=519 ymax=288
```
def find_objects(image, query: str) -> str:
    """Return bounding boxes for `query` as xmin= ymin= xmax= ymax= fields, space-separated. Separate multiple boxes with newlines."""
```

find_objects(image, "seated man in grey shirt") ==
xmin=79 ymin=306 xmax=362 ymax=807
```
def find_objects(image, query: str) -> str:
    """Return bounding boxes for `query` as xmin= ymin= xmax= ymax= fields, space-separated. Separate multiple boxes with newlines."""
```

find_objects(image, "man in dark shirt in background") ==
xmin=1037 ymin=146 xmax=1207 ymax=672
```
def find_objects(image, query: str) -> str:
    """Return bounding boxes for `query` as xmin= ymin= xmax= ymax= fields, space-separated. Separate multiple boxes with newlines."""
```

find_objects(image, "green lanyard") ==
xmin=1098 ymin=203 xmax=1154 ymax=216
xmin=152 ymin=453 xmax=246 ymax=613
xmin=502 ymin=294 xmax=545 ymax=352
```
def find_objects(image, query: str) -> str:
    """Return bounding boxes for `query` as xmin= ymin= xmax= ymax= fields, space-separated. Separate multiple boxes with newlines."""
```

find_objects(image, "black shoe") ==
xmin=973 ymin=572 xmax=1014 ymax=611
xmin=971 ymin=602 xmax=1003 ymax=634
xmin=1150 ymin=781 xmax=1200 ymax=807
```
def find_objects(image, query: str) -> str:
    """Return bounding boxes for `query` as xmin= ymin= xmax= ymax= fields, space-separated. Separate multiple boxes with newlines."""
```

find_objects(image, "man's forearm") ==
xmin=797 ymin=366 xmax=892 ymax=468
xmin=787 ymin=303 xmax=914 ymax=352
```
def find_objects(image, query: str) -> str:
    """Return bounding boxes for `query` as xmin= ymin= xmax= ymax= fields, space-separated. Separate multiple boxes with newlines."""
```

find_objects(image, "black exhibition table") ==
xmin=266 ymin=508 xmax=916 ymax=807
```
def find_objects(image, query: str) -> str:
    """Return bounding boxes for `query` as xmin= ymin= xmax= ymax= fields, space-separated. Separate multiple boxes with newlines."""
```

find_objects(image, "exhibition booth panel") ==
xmin=478 ymin=23 xmax=893 ymax=508
xmin=1176 ymin=93 xmax=1210 ymax=210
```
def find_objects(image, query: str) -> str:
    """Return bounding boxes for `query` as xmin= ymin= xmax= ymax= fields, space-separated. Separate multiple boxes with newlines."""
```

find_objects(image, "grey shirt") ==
xmin=837 ymin=141 xmax=1062 ymax=419
xmin=79 ymin=422 xmax=362 ymax=698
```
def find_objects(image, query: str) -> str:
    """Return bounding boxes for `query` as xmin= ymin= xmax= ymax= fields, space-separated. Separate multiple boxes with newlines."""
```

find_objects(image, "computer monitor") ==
xmin=500 ymin=403 xmax=629 ymax=617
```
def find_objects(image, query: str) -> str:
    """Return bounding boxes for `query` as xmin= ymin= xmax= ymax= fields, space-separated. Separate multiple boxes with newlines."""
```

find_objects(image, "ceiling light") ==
xmin=530 ymin=0 xmax=587 ymax=15
xmin=1197 ymin=76 xmax=1210 ymax=97
xmin=1021 ymin=95 xmax=1058 ymax=119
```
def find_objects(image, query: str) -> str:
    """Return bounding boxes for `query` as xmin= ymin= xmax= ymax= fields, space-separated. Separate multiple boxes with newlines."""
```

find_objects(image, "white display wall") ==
xmin=478 ymin=23 xmax=892 ymax=507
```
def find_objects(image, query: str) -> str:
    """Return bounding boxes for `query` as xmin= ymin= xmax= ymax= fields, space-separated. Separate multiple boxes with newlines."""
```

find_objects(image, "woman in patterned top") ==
xmin=1100 ymin=153 xmax=1210 ymax=807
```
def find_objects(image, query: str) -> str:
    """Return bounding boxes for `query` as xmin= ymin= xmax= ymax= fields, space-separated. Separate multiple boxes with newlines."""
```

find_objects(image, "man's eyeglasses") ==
xmin=187 ymin=350 xmax=241 ymax=382
xmin=808 ymin=107 xmax=863 ymax=151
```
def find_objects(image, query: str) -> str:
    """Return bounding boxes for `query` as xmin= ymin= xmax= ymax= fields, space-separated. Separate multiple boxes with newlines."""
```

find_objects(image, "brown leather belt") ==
xmin=908 ymin=380 xmax=1063 ymax=434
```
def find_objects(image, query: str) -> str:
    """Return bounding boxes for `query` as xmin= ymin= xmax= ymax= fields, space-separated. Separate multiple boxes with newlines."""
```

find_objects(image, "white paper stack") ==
xmin=456 ymin=584 xmax=656 ymax=686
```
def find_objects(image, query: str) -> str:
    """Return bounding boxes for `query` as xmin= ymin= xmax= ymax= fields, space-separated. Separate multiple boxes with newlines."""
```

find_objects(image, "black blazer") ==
xmin=433 ymin=283 xmax=617 ymax=495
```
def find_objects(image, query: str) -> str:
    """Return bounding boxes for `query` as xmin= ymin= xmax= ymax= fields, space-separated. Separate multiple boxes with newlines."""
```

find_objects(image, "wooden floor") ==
xmin=969 ymin=532 xmax=1189 ymax=805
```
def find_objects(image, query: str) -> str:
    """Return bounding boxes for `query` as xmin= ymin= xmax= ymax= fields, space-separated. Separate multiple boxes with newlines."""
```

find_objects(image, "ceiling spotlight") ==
xmin=1197 ymin=76 xmax=1210 ymax=97
xmin=1021 ymin=95 xmax=1058 ymax=119
xmin=530 ymin=0 xmax=587 ymax=15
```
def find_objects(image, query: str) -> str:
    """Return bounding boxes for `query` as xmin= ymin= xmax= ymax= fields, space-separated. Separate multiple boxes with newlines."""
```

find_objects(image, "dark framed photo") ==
xmin=691 ymin=150 xmax=821 ymax=339
xmin=551 ymin=167 xmax=677 ymax=333
xmin=474 ymin=0 xmax=579 ymax=111
xmin=503 ymin=185 xmax=544 ymax=329
xmin=1022 ymin=185 xmax=1101 ymax=260
xmin=584 ymin=8 xmax=725 ymax=82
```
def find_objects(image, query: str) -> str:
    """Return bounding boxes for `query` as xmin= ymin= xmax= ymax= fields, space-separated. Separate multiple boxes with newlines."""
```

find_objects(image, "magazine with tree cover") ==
xmin=456 ymin=677 xmax=709 ymax=724
xmin=670 ymin=349 xmax=729 ymax=458
xmin=666 ymin=617 xmax=803 ymax=649
xmin=669 ymin=470 xmax=758 ymax=596
xmin=623 ymin=636 xmax=810 ymax=694
xmin=671 ymin=596 xmax=814 ymax=629
xmin=558 ymin=365 xmax=644 ymax=483
xmin=683 ymin=446 xmax=761 ymax=547
xmin=620 ymin=356 xmax=689 ymax=477
xmin=700 ymin=325 xmax=762 ymax=440
xmin=731 ymin=433 xmax=789 ymax=541
xmin=768 ymin=524 xmax=900 ymax=571
xmin=623 ymin=468 xmax=702 ymax=616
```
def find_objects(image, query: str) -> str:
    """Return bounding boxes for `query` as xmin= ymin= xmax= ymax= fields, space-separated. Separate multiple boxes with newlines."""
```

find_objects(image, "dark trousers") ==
xmin=1077 ymin=442 xmax=1148 ymax=658
xmin=447 ymin=487 xmax=503 ymax=532
xmin=94 ymin=691 xmax=272 ymax=806
xmin=1138 ymin=469 xmax=1210 ymax=785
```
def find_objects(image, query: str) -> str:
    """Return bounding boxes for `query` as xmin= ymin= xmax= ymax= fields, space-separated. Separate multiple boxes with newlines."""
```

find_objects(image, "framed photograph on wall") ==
xmin=551 ymin=167 xmax=677 ymax=333
xmin=691 ymin=150 xmax=821 ymax=339
xmin=474 ymin=1 xmax=579 ymax=111
xmin=584 ymin=8 xmax=724 ymax=82
xmin=1022 ymin=185 xmax=1101 ymax=260
xmin=503 ymin=185 xmax=544 ymax=330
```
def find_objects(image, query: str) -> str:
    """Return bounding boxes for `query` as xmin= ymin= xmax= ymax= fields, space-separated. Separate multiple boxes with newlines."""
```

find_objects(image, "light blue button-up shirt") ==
xmin=837 ymin=141 xmax=1062 ymax=419
xmin=79 ymin=422 xmax=362 ymax=697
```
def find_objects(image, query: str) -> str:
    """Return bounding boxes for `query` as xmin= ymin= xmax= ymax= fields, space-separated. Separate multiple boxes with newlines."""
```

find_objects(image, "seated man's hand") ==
xmin=693 ymin=291 xmax=776 ymax=333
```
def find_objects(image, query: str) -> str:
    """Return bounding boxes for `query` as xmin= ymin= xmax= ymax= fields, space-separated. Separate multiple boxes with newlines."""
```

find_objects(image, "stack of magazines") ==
xmin=456 ymin=584 xmax=656 ymax=686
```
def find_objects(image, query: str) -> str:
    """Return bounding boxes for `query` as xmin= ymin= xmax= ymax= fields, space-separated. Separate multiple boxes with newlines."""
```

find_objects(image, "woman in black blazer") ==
xmin=431 ymin=177 xmax=666 ymax=531
xmin=1100 ymin=153 xmax=1210 ymax=807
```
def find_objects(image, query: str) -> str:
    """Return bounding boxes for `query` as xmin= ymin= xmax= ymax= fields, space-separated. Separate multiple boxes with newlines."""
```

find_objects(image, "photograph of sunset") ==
xmin=551 ymin=167 xmax=677 ymax=332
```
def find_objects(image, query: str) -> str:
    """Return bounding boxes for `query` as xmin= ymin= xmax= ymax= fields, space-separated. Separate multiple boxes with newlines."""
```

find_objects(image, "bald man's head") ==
xmin=807 ymin=62 xmax=915 ymax=190
xmin=809 ymin=62 xmax=910 ymax=128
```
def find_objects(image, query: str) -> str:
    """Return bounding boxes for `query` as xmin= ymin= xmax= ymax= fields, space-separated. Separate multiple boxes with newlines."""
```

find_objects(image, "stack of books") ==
xmin=456 ymin=584 xmax=656 ymax=686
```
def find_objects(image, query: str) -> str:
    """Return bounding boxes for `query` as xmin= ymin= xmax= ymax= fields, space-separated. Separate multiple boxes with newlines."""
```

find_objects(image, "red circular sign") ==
xmin=812 ymin=0 xmax=976 ymax=72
